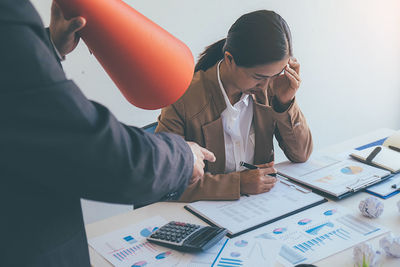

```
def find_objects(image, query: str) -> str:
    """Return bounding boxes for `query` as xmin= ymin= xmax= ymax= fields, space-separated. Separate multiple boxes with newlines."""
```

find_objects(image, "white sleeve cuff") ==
xmin=192 ymin=151 xmax=197 ymax=165
xmin=49 ymin=35 xmax=65 ymax=61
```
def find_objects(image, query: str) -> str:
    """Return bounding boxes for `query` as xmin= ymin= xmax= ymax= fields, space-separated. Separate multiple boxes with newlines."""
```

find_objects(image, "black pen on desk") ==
xmin=389 ymin=145 xmax=400 ymax=153
xmin=239 ymin=161 xmax=277 ymax=177
xmin=366 ymin=146 xmax=382 ymax=162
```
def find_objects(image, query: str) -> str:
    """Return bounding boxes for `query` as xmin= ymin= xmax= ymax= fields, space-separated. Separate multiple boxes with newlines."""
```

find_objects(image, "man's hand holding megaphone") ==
xmin=49 ymin=1 xmax=86 ymax=58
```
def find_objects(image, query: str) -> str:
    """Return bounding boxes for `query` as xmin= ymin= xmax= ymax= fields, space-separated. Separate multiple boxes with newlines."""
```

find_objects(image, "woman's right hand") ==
xmin=239 ymin=163 xmax=277 ymax=195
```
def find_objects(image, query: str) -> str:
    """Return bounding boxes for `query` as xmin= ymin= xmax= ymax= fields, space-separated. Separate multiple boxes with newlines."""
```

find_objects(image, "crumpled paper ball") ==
xmin=359 ymin=197 xmax=384 ymax=218
xmin=380 ymin=233 xmax=400 ymax=257
xmin=353 ymin=242 xmax=382 ymax=267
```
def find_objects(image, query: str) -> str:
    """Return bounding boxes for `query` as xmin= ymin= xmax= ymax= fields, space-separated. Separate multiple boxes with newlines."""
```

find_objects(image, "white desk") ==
xmin=86 ymin=128 xmax=400 ymax=266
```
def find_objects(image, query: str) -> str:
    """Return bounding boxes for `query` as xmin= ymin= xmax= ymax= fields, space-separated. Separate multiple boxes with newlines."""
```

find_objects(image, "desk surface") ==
xmin=86 ymin=128 xmax=400 ymax=267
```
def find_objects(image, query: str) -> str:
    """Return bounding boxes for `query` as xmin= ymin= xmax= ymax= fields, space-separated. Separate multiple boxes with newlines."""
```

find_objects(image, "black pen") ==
xmin=239 ymin=161 xmax=277 ymax=177
xmin=389 ymin=145 xmax=400 ymax=153
xmin=366 ymin=146 xmax=382 ymax=162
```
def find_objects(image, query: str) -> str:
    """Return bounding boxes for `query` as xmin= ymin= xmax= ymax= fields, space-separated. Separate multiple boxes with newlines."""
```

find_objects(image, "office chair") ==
xmin=142 ymin=122 xmax=158 ymax=133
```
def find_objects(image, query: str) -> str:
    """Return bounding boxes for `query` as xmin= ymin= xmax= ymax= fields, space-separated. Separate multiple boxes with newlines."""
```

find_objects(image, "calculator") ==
xmin=147 ymin=221 xmax=227 ymax=252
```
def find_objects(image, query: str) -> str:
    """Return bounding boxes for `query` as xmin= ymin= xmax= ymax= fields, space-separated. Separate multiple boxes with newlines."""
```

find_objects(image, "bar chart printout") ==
xmin=89 ymin=217 xmax=186 ymax=267
xmin=213 ymin=202 xmax=388 ymax=266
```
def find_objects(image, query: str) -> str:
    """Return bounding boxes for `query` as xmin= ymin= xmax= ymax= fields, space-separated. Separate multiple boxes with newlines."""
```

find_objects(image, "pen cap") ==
xmin=55 ymin=0 xmax=194 ymax=110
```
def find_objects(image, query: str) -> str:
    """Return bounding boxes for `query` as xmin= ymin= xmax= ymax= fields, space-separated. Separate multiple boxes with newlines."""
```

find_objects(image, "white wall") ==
xmin=31 ymin=0 xmax=400 ymax=222
xmin=32 ymin=0 xmax=400 ymax=147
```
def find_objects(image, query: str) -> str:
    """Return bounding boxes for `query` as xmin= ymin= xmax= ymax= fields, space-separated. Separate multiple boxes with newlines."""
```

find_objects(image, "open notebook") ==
xmin=350 ymin=130 xmax=400 ymax=173
xmin=184 ymin=179 xmax=325 ymax=237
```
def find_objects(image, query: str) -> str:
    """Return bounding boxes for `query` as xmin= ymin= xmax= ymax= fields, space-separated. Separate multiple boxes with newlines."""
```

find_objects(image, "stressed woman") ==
xmin=156 ymin=10 xmax=313 ymax=202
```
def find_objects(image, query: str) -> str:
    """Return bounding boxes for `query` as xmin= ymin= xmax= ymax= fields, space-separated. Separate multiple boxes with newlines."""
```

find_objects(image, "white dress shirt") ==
xmin=217 ymin=60 xmax=255 ymax=173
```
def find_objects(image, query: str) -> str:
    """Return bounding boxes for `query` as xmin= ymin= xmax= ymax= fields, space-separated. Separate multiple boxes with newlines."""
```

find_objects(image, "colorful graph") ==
xmin=306 ymin=222 xmax=334 ymax=235
xmin=273 ymin=227 xmax=287 ymax=234
xmin=155 ymin=251 xmax=172 ymax=260
xmin=324 ymin=209 xmax=337 ymax=216
xmin=123 ymin=235 xmax=137 ymax=244
xmin=132 ymin=261 xmax=148 ymax=267
xmin=230 ymin=252 xmax=241 ymax=257
xmin=140 ymin=227 xmax=158 ymax=237
xmin=298 ymin=219 xmax=312 ymax=225
xmin=112 ymin=242 xmax=157 ymax=262
xmin=294 ymin=228 xmax=351 ymax=253
xmin=316 ymin=175 xmax=334 ymax=184
xmin=234 ymin=240 xmax=248 ymax=247
xmin=341 ymin=166 xmax=363 ymax=175
xmin=279 ymin=244 xmax=307 ymax=265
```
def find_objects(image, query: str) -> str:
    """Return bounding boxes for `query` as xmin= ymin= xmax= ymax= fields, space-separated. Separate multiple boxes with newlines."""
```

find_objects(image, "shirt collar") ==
xmin=217 ymin=60 xmax=249 ymax=110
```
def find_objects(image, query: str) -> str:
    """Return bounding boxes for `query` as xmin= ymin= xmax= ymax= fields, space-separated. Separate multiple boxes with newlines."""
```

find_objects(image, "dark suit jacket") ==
xmin=0 ymin=0 xmax=193 ymax=266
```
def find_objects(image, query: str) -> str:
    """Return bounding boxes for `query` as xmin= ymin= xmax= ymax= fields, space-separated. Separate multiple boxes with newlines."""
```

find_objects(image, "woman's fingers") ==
xmin=284 ymin=68 xmax=300 ymax=89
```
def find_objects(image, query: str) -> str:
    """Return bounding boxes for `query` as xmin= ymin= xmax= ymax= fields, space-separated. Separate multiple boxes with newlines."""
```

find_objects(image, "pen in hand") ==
xmin=239 ymin=161 xmax=277 ymax=177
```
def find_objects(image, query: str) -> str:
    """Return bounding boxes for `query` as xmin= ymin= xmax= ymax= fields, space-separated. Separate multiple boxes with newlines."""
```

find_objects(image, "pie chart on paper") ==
xmin=140 ymin=226 xmax=158 ymax=237
xmin=132 ymin=261 xmax=147 ymax=267
xmin=273 ymin=227 xmax=287 ymax=234
xmin=234 ymin=240 xmax=248 ymax=247
xmin=341 ymin=166 xmax=363 ymax=175
xmin=155 ymin=251 xmax=172 ymax=260
xmin=298 ymin=218 xmax=312 ymax=225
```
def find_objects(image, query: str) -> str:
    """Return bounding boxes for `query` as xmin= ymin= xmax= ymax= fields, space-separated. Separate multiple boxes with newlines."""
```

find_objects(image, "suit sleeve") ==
xmin=272 ymin=98 xmax=313 ymax=163
xmin=0 ymin=23 xmax=193 ymax=207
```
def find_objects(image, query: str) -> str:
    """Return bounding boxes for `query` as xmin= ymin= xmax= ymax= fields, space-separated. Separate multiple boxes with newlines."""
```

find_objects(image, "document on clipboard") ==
xmin=276 ymin=155 xmax=391 ymax=199
xmin=184 ymin=179 xmax=326 ymax=238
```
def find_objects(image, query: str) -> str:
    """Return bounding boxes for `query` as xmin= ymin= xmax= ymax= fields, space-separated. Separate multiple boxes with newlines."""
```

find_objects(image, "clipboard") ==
xmin=365 ymin=173 xmax=400 ymax=199
xmin=277 ymin=173 xmax=393 ymax=200
xmin=184 ymin=178 xmax=326 ymax=238
xmin=276 ymin=155 xmax=392 ymax=200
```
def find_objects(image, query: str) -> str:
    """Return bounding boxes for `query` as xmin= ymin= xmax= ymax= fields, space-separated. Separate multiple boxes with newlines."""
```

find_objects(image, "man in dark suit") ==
xmin=0 ymin=0 xmax=215 ymax=266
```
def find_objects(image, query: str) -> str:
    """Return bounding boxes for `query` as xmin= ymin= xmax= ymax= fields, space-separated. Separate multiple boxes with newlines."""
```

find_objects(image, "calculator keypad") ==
xmin=149 ymin=221 xmax=201 ymax=244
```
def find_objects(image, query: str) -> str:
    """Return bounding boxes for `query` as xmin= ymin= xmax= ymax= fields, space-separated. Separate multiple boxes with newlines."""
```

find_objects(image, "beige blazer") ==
xmin=156 ymin=63 xmax=313 ymax=202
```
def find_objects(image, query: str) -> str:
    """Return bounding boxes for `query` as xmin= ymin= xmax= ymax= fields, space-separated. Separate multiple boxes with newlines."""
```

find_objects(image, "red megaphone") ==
xmin=55 ymin=0 xmax=194 ymax=110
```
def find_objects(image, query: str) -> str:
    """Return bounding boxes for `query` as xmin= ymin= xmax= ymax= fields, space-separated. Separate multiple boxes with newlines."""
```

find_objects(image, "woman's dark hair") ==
xmin=195 ymin=10 xmax=292 ymax=72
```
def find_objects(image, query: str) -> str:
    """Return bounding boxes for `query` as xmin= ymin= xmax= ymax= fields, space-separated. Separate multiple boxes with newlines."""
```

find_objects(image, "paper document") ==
xmin=89 ymin=216 xmax=226 ymax=267
xmin=217 ymin=202 xmax=388 ymax=266
xmin=185 ymin=179 xmax=325 ymax=236
xmin=183 ymin=238 xmax=228 ymax=267
xmin=212 ymin=237 xmax=281 ymax=267
xmin=366 ymin=173 xmax=400 ymax=199
xmin=277 ymin=155 xmax=390 ymax=197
